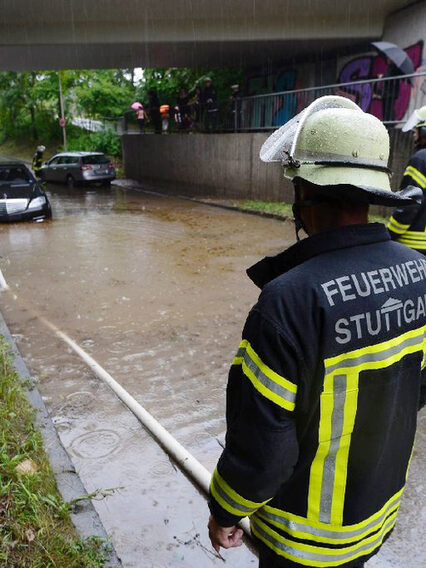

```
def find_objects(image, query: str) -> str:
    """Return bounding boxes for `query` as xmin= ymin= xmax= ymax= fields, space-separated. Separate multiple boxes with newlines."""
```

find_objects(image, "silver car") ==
xmin=40 ymin=152 xmax=116 ymax=188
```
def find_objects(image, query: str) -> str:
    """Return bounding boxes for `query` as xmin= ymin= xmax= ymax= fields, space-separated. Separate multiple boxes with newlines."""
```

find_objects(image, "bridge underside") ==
xmin=0 ymin=0 xmax=413 ymax=70
xmin=1 ymin=38 xmax=372 ymax=71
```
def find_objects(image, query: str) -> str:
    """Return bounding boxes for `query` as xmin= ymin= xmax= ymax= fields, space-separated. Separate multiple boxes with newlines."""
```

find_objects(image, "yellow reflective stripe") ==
xmin=330 ymin=371 xmax=359 ymax=525
xmin=387 ymin=215 xmax=410 ymax=234
xmin=308 ymin=325 xmax=426 ymax=524
xmin=325 ymin=324 xmax=426 ymax=372
xmin=307 ymin=373 xmax=334 ymax=521
xmin=210 ymin=468 xmax=269 ymax=517
xmin=232 ymin=339 xmax=297 ymax=411
xmin=251 ymin=513 xmax=397 ymax=567
xmin=307 ymin=372 xmax=360 ymax=524
xmin=405 ymin=165 xmax=426 ymax=188
xmin=400 ymin=229 xmax=426 ymax=236
xmin=399 ymin=235 xmax=426 ymax=244
xmin=397 ymin=239 xmax=426 ymax=250
xmin=258 ymin=487 xmax=403 ymax=545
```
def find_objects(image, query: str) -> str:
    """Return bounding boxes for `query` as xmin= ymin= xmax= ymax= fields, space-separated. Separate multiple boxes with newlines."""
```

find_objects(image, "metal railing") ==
xmin=99 ymin=71 xmax=426 ymax=135
xmin=235 ymin=72 xmax=426 ymax=131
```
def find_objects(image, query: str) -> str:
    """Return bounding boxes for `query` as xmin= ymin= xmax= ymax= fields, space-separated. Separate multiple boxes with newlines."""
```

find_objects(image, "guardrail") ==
xmin=96 ymin=71 xmax=426 ymax=135
xmin=235 ymin=72 xmax=426 ymax=131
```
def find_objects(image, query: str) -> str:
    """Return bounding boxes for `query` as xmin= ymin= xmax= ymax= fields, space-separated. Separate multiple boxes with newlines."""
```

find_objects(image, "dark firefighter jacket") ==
xmin=32 ymin=152 xmax=43 ymax=173
xmin=209 ymin=223 xmax=426 ymax=568
xmin=388 ymin=147 xmax=426 ymax=253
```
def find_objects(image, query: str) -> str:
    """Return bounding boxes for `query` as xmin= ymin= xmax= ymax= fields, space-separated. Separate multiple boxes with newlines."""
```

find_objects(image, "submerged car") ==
xmin=39 ymin=152 xmax=116 ymax=187
xmin=0 ymin=161 xmax=52 ymax=222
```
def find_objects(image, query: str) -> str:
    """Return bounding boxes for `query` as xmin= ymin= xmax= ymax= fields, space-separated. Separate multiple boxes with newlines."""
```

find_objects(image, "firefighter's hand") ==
xmin=208 ymin=515 xmax=243 ymax=552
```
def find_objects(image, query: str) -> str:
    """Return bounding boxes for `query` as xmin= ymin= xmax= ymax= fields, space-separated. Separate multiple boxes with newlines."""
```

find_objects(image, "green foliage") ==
xmin=138 ymin=67 xmax=244 ymax=105
xmin=66 ymin=128 xmax=121 ymax=158
xmin=73 ymin=70 xmax=136 ymax=118
xmin=0 ymin=338 xmax=111 ymax=567
xmin=0 ymin=66 xmax=244 ymax=156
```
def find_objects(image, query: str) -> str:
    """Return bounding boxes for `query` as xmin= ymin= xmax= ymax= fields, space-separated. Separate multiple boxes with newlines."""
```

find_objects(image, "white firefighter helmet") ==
xmin=402 ymin=105 xmax=426 ymax=132
xmin=260 ymin=95 xmax=418 ymax=206
xmin=37 ymin=145 xmax=46 ymax=152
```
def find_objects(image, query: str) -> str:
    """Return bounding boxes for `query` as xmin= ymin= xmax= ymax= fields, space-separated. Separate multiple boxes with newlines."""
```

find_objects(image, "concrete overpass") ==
xmin=0 ymin=0 xmax=417 ymax=70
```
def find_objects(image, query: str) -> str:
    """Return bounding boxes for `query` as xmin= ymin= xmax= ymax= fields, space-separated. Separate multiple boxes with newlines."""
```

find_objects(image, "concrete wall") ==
xmin=383 ymin=1 xmax=426 ymax=53
xmin=122 ymin=130 xmax=413 ymax=213
xmin=123 ymin=133 xmax=293 ymax=203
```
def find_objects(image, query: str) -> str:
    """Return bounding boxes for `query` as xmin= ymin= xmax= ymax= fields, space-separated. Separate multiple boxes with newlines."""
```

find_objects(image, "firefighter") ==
xmin=32 ymin=145 xmax=46 ymax=179
xmin=207 ymin=96 xmax=425 ymax=568
xmin=388 ymin=105 xmax=426 ymax=254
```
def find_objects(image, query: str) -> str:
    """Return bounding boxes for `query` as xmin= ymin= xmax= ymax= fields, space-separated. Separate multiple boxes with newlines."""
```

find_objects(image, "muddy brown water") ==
xmin=0 ymin=184 xmax=424 ymax=568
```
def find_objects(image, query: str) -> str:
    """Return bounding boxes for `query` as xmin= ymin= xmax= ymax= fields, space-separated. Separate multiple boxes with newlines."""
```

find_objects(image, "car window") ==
xmin=66 ymin=156 xmax=80 ymax=164
xmin=81 ymin=154 xmax=109 ymax=165
xmin=0 ymin=166 xmax=32 ymax=185
xmin=58 ymin=156 xmax=69 ymax=164
xmin=48 ymin=157 xmax=60 ymax=165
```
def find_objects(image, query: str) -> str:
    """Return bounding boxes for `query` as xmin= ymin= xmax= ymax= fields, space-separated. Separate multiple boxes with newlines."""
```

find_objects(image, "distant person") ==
xmin=189 ymin=86 xmax=202 ymax=130
xmin=176 ymin=88 xmax=192 ymax=131
xmin=388 ymin=104 xmax=426 ymax=253
xmin=375 ymin=58 xmax=402 ymax=122
xmin=32 ymin=145 xmax=46 ymax=179
xmin=135 ymin=104 xmax=147 ymax=133
xmin=148 ymin=89 xmax=162 ymax=134
xmin=201 ymin=78 xmax=219 ymax=132
xmin=160 ymin=104 xmax=170 ymax=133
xmin=230 ymin=84 xmax=242 ymax=130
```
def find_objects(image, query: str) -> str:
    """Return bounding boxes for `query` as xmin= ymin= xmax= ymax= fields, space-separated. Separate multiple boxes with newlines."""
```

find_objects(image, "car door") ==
xmin=66 ymin=156 xmax=81 ymax=181
xmin=56 ymin=155 xmax=70 ymax=182
xmin=45 ymin=156 xmax=60 ymax=182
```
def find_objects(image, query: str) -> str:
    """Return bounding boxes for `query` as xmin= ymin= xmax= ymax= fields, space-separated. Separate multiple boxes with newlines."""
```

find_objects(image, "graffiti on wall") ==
xmin=337 ymin=41 xmax=423 ymax=121
xmin=273 ymin=69 xmax=300 ymax=125
xmin=247 ymin=68 xmax=300 ymax=127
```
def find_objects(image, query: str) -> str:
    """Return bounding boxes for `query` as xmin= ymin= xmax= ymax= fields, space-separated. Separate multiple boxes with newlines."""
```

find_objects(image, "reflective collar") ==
xmin=247 ymin=223 xmax=391 ymax=289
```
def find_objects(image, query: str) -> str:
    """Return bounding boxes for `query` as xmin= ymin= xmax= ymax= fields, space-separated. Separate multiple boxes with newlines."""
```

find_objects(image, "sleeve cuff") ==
xmin=208 ymin=498 xmax=242 ymax=528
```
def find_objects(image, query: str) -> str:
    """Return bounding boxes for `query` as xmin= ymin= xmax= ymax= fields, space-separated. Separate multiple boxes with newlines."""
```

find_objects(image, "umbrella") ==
xmin=131 ymin=101 xmax=143 ymax=110
xmin=372 ymin=41 xmax=415 ymax=76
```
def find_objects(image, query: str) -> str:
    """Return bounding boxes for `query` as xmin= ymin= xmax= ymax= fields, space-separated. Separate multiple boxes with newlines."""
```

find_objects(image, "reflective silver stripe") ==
xmin=239 ymin=347 xmax=297 ymax=405
xmin=251 ymin=514 xmax=397 ymax=564
xmin=319 ymin=375 xmax=347 ymax=523
xmin=235 ymin=347 xmax=245 ymax=359
xmin=257 ymin=494 xmax=401 ymax=541
xmin=211 ymin=474 xmax=256 ymax=514
xmin=326 ymin=332 xmax=425 ymax=375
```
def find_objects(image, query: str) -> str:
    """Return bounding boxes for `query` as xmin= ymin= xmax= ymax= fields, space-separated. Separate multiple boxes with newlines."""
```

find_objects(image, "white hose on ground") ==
xmin=0 ymin=268 xmax=9 ymax=290
xmin=48 ymin=324 xmax=251 ymax=536
xmin=0 ymin=266 xmax=251 ymax=537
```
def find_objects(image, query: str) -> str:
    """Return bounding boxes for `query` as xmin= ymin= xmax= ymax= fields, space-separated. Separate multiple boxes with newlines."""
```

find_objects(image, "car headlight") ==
xmin=27 ymin=196 xmax=47 ymax=210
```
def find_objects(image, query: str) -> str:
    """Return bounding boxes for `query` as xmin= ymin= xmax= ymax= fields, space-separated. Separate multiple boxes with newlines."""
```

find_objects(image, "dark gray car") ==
xmin=39 ymin=152 xmax=116 ymax=187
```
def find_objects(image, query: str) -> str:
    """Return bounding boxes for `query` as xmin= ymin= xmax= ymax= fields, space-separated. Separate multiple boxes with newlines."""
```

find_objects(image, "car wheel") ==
xmin=66 ymin=175 xmax=75 ymax=189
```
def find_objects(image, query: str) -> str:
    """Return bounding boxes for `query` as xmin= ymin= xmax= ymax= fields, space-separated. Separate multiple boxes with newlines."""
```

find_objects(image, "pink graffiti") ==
xmin=338 ymin=42 xmax=423 ymax=121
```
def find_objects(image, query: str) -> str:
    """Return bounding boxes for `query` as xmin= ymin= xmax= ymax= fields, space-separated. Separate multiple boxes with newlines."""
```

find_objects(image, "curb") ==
xmin=112 ymin=178 xmax=292 ymax=223
xmin=0 ymin=310 xmax=122 ymax=567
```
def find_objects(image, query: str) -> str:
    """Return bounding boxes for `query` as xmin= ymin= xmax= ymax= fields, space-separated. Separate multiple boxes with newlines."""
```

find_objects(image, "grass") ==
xmin=242 ymin=200 xmax=293 ymax=217
xmin=241 ymin=199 xmax=388 ymax=224
xmin=0 ymin=338 xmax=111 ymax=567
xmin=0 ymin=140 xmax=60 ymax=164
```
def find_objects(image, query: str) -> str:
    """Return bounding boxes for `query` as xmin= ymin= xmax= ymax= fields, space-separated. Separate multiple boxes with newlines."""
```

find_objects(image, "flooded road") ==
xmin=0 ymin=183 xmax=424 ymax=567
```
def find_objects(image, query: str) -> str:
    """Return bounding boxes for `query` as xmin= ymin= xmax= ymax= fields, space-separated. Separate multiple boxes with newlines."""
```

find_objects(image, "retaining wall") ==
xmin=122 ymin=132 xmax=292 ymax=202
xmin=122 ymin=130 xmax=414 ymax=214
